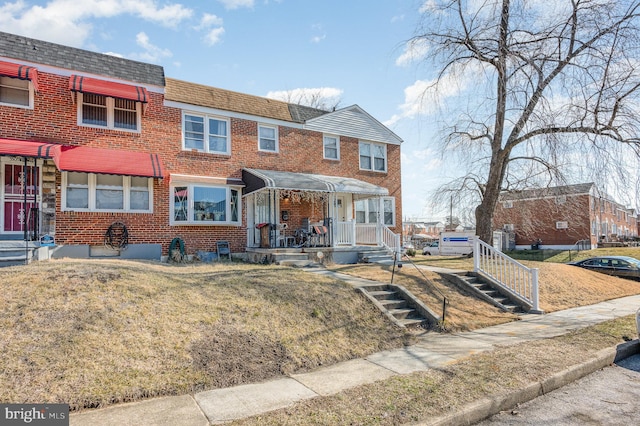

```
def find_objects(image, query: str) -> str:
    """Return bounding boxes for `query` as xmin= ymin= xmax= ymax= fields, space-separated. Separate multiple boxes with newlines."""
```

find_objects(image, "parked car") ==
xmin=422 ymin=241 xmax=439 ymax=255
xmin=568 ymin=256 xmax=640 ymax=281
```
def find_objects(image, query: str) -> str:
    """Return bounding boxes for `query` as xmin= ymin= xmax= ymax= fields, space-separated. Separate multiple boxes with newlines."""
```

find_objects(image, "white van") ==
xmin=423 ymin=232 xmax=476 ymax=256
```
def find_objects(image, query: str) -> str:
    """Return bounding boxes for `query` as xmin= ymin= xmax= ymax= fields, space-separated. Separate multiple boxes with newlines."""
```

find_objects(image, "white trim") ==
xmin=75 ymin=92 xmax=142 ymax=133
xmin=181 ymin=111 xmax=231 ymax=155
xmin=170 ymin=174 xmax=244 ymax=186
xmin=170 ymin=180 xmax=242 ymax=226
xmin=0 ymin=75 xmax=34 ymax=109
xmin=323 ymin=134 xmax=340 ymax=160
xmin=258 ymin=124 xmax=279 ymax=153
xmin=61 ymin=172 xmax=153 ymax=213
xmin=359 ymin=140 xmax=387 ymax=173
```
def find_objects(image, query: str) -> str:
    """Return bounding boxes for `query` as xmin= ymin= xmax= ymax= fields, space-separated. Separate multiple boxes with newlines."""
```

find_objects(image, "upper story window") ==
xmin=78 ymin=93 xmax=141 ymax=132
xmin=62 ymin=172 xmax=152 ymax=212
xmin=0 ymin=76 xmax=32 ymax=108
xmin=183 ymin=113 xmax=230 ymax=154
xmin=503 ymin=201 xmax=514 ymax=209
xmin=359 ymin=141 xmax=386 ymax=172
xmin=323 ymin=134 xmax=340 ymax=160
xmin=258 ymin=125 xmax=278 ymax=152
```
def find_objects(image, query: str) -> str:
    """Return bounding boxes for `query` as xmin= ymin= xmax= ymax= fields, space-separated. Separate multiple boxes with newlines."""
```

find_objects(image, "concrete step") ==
xmin=368 ymin=290 xmax=398 ymax=301
xmin=380 ymin=299 xmax=408 ymax=310
xmin=388 ymin=307 xmax=415 ymax=320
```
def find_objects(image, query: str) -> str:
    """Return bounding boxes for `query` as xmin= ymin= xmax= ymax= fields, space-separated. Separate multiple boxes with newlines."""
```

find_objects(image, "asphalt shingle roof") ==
xmin=166 ymin=78 xmax=329 ymax=123
xmin=499 ymin=183 xmax=596 ymax=201
xmin=0 ymin=31 xmax=165 ymax=87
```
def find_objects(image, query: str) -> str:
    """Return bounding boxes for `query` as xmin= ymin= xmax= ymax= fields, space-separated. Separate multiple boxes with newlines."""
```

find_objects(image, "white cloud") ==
xmin=266 ymin=87 xmax=343 ymax=109
xmin=130 ymin=32 xmax=172 ymax=63
xmin=218 ymin=0 xmax=254 ymax=10
xmin=311 ymin=34 xmax=326 ymax=43
xmin=196 ymin=13 xmax=225 ymax=46
xmin=0 ymin=0 xmax=192 ymax=47
xmin=395 ymin=38 xmax=430 ymax=67
xmin=391 ymin=14 xmax=404 ymax=23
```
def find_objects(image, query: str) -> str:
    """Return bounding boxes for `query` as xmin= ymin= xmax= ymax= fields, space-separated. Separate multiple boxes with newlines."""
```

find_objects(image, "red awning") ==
xmin=0 ymin=138 xmax=164 ymax=178
xmin=0 ymin=60 xmax=39 ymax=91
xmin=69 ymin=75 xmax=148 ymax=103
xmin=0 ymin=138 xmax=60 ymax=158
xmin=54 ymin=145 xmax=164 ymax=178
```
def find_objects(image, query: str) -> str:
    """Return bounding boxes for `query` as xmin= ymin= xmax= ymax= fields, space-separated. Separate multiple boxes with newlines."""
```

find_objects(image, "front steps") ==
xmin=358 ymin=248 xmax=395 ymax=265
xmin=445 ymin=272 xmax=528 ymax=314
xmin=0 ymin=241 xmax=38 ymax=267
xmin=357 ymin=283 xmax=439 ymax=330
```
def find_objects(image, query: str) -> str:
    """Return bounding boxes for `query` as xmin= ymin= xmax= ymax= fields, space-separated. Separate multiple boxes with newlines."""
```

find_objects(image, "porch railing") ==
xmin=474 ymin=238 xmax=541 ymax=313
xmin=380 ymin=224 xmax=401 ymax=261
xmin=334 ymin=221 xmax=401 ymax=259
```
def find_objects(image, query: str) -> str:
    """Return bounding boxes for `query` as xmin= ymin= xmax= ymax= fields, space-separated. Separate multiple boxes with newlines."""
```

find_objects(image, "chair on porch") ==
xmin=294 ymin=218 xmax=311 ymax=247
xmin=276 ymin=223 xmax=295 ymax=247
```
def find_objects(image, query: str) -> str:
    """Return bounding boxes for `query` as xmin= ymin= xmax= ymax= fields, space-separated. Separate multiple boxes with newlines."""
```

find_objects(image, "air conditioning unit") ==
xmin=503 ymin=224 xmax=514 ymax=231
xmin=556 ymin=221 xmax=568 ymax=229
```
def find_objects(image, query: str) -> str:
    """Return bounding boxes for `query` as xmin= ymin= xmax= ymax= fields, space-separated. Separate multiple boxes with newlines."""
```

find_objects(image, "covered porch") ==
xmin=242 ymin=168 xmax=400 ymax=263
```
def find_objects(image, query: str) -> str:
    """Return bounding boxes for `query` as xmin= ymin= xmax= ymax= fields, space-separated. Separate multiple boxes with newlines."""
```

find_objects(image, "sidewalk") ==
xmin=70 ymin=268 xmax=640 ymax=426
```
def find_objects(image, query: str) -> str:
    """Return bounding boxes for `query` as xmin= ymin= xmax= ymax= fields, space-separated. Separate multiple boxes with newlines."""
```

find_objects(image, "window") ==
xmin=503 ymin=201 xmax=513 ymax=209
xmin=556 ymin=221 xmax=568 ymax=229
xmin=171 ymin=184 xmax=241 ymax=225
xmin=355 ymin=197 xmax=396 ymax=226
xmin=62 ymin=172 xmax=152 ymax=212
xmin=359 ymin=141 xmax=387 ymax=172
xmin=323 ymin=134 xmax=340 ymax=160
xmin=183 ymin=113 xmax=229 ymax=154
xmin=555 ymin=195 xmax=567 ymax=204
xmin=258 ymin=125 xmax=278 ymax=152
xmin=77 ymin=93 xmax=141 ymax=132
xmin=0 ymin=76 xmax=31 ymax=108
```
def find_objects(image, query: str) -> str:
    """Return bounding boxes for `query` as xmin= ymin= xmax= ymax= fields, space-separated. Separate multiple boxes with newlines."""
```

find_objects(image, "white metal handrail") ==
xmin=381 ymin=223 xmax=401 ymax=261
xmin=474 ymin=238 xmax=540 ymax=313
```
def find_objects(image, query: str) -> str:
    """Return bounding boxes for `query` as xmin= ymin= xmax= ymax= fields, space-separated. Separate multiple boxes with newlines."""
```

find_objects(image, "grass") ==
xmin=231 ymin=315 xmax=638 ymax=425
xmin=2 ymin=248 xmax=640 ymax=416
xmin=0 ymin=259 xmax=409 ymax=410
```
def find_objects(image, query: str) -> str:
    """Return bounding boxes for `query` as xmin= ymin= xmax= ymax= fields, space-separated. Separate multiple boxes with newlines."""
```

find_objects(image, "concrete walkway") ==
xmin=70 ymin=268 xmax=640 ymax=426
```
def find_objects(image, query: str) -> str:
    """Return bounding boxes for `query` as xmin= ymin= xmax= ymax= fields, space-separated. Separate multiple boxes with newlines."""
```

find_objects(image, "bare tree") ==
xmin=413 ymin=0 xmax=640 ymax=243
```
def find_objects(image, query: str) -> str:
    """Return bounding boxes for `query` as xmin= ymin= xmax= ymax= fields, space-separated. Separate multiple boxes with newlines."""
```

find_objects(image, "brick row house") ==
xmin=0 ymin=31 xmax=402 ymax=263
xmin=493 ymin=183 xmax=638 ymax=250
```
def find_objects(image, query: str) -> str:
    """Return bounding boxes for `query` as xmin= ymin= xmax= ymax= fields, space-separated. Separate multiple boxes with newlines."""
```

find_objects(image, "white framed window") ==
xmin=77 ymin=93 xmax=141 ymax=132
xmin=323 ymin=134 xmax=340 ymax=160
xmin=359 ymin=141 xmax=386 ymax=172
xmin=258 ymin=124 xmax=278 ymax=152
xmin=503 ymin=201 xmax=513 ymax=209
xmin=0 ymin=76 xmax=32 ymax=108
xmin=171 ymin=183 xmax=241 ymax=225
xmin=62 ymin=172 xmax=153 ymax=212
xmin=355 ymin=197 xmax=395 ymax=226
xmin=555 ymin=195 xmax=567 ymax=204
xmin=183 ymin=112 xmax=230 ymax=154
xmin=556 ymin=221 xmax=568 ymax=229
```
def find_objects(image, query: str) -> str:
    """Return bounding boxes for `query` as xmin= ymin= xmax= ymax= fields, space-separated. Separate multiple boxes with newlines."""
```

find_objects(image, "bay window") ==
xmin=172 ymin=184 xmax=241 ymax=225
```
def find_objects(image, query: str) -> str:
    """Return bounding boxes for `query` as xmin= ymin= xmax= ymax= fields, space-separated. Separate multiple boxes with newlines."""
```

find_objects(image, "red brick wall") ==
xmin=1 ymin=70 xmax=402 ymax=255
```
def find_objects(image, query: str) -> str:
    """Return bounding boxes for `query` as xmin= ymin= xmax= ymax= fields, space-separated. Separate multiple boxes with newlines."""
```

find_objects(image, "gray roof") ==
xmin=288 ymin=104 xmax=328 ymax=123
xmin=0 ymin=31 xmax=165 ymax=87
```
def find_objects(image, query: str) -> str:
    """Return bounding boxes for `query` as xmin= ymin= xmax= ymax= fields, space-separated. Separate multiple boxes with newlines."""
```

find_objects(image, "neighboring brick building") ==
xmin=0 ymin=31 xmax=402 ymax=262
xmin=493 ymin=183 xmax=638 ymax=250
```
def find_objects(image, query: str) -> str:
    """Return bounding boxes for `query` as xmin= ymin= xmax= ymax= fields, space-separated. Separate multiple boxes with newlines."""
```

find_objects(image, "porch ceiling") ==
xmin=242 ymin=168 xmax=388 ymax=197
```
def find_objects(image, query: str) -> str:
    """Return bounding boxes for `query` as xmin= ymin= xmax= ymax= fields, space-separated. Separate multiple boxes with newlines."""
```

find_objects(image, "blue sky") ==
xmin=0 ymin=0 xmax=454 ymax=220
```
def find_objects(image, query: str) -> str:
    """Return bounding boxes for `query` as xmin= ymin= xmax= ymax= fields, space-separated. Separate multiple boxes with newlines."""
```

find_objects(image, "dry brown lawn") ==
xmin=0 ymin=259 xmax=409 ymax=410
xmin=2 ymin=252 xmax=639 ymax=416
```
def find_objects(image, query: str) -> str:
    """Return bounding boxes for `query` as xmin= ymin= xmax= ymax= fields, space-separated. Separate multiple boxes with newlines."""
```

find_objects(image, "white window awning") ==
xmin=242 ymin=168 xmax=388 ymax=196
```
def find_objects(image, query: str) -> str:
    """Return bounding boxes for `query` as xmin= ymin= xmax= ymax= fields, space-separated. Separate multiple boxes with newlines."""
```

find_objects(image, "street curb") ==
xmin=417 ymin=339 xmax=639 ymax=426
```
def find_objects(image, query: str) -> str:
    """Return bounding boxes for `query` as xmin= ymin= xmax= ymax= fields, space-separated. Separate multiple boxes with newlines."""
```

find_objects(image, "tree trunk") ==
xmin=475 ymin=150 xmax=508 ymax=243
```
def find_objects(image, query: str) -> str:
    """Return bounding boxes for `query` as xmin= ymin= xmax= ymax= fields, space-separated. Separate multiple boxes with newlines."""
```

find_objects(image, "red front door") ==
xmin=3 ymin=163 xmax=39 ymax=233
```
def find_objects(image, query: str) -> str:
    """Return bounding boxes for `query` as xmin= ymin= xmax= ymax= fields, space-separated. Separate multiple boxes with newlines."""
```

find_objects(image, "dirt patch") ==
xmin=190 ymin=324 xmax=292 ymax=388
